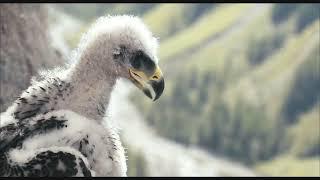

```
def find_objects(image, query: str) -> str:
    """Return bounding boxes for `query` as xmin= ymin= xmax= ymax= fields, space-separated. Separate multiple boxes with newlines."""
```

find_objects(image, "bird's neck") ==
xmin=64 ymin=56 xmax=117 ymax=122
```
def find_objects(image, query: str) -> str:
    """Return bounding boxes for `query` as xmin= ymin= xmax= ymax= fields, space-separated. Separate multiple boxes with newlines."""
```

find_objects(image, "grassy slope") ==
xmin=159 ymin=4 xmax=254 ymax=62
xmin=255 ymin=155 xmax=319 ymax=176
xmin=142 ymin=5 xmax=320 ymax=176
xmin=224 ymin=20 xmax=319 ymax=117
xmin=143 ymin=4 xmax=193 ymax=40
xmin=288 ymin=105 xmax=320 ymax=156
xmin=239 ymin=21 xmax=319 ymax=176
xmin=139 ymin=3 xmax=318 ymax=129
xmin=149 ymin=4 xmax=255 ymax=93
xmin=255 ymin=105 xmax=320 ymax=176
xmin=184 ymin=5 xmax=272 ymax=73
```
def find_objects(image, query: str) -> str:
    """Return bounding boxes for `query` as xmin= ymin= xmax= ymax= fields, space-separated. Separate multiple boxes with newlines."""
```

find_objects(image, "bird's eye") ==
xmin=131 ymin=51 xmax=143 ymax=69
xmin=143 ymin=56 xmax=154 ymax=71
xmin=131 ymin=50 xmax=156 ymax=71
xmin=131 ymin=57 xmax=141 ymax=69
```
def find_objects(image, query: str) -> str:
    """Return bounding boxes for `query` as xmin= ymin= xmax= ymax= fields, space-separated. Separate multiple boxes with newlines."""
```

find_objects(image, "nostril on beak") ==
xmin=152 ymin=75 xmax=158 ymax=79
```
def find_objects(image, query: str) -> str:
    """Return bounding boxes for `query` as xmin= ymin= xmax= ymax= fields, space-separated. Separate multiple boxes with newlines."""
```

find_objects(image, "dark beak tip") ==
xmin=152 ymin=78 xmax=165 ymax=101
xmin=143 ymin=89 xmax=153 ymax=100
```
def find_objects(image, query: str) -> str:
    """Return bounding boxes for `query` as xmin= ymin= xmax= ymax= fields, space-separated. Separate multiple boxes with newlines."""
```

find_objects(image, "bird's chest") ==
xmin=19 ymin=112 xmax=127 ymax=176
xmin=65 ymin=130 xmax=126 ymax=176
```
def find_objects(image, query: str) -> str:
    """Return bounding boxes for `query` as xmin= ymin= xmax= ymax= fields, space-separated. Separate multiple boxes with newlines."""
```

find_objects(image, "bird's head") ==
xmin=77 ymin=15 xmax=164 ymax=101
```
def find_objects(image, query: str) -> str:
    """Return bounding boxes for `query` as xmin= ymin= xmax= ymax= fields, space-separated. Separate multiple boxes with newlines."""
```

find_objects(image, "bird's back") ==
xmin=0 ymin=77 xmax=127 ymax=176
xmin=0 ymin=117 xmax=92 ymax=177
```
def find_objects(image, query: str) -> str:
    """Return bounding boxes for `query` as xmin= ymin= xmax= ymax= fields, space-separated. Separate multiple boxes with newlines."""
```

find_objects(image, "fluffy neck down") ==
xmin=63 ymin=43 xmax=118 ymax=122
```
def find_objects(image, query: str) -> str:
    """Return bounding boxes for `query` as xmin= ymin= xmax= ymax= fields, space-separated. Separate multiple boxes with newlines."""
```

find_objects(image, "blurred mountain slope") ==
xmin=130 ymin=3 xmax=319 ymax=176
xmin=158 ymin=4 xmax=254 ymax=62
xmin=143 ymin=4 xmax=215 ymax=40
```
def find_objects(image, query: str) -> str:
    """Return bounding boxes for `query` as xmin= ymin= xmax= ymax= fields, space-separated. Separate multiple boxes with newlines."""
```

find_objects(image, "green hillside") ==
xmin=159 ymin=4 xmax=253 ymax=61
xmin=143 ymin=4 xmax=215 ymax=40
xmin=255 ymin=155 xmax=319 ymax=176
xmin=131 ymin=3 xmax=320 ymax=175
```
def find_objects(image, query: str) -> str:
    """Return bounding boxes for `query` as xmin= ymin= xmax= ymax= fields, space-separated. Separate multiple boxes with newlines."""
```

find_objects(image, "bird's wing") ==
xmin=1 ymin=147 xmax=92 ymax=177
xmin=0 ymin=114 xmax=93 ymax=177
xmin=0 ymin=115 xmax=67 ymax=153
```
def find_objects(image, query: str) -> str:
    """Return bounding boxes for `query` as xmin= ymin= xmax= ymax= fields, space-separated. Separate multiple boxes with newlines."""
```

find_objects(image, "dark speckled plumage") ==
xmin=0 ymin=114 xmax=93 ymax=177
xmin=1 ymin=150 xmax=91 ymax=177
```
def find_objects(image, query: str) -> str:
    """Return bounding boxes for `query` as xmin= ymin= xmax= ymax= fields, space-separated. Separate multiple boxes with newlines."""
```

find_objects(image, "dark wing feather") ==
xmin=0 ymin=115 xmax=92 ymax=177
xmin=0 ymin=116 xmax=67 ymax=153
xmin=1 ymin=149 xmax=92 ymax=177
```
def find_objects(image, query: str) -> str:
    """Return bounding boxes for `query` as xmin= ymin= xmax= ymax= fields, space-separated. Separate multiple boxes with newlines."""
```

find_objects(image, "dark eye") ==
xmin=143 ymin=57 xmax=154 ymax=70
xmin=131 ymin=51 xmax=143 ymax=69
xmin=132 ymin=58 xmax=141 ymax=69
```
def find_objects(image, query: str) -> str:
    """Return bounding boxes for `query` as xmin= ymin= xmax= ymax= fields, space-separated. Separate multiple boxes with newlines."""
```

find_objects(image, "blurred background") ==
xmin=1 ymin=3 xmax=319 ymax=177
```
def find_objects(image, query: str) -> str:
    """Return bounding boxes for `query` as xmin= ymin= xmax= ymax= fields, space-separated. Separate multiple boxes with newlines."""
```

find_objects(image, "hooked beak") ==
xmin=129 ymin=66 xmax=165 ymax=101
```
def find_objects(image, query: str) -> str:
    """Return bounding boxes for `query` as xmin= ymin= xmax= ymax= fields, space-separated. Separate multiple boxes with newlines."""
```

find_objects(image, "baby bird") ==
xmin=0 ymin=15 xmax=164 ymax=177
